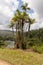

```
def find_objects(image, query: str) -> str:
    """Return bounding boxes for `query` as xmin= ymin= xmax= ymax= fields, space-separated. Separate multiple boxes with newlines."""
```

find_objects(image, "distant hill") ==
xmin=0 ymin=30 xmax=14 ymax=37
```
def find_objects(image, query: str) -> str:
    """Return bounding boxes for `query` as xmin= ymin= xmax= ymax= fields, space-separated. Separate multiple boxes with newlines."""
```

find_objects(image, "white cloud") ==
xmin=0 ymin=0 xmax=19 ymax=17
xmin=22 ymin=0 xmax=29 ymax=4
xmin=29 ymin=12 xmax=39 ymax=22
xmin=30 ymin=23 xmax=39 ymax=30
xmin=22 ymin=0 xmax=43 ymax=30
xmin=29 ymin=0 xmax=43 ymax=19
xmin=0 ymin=0 xmax=19 ymax=30
xmin=0 ymin=25 xmax=12 ymax=30
xmin=22 ymin=0 xmax=43 ymax=18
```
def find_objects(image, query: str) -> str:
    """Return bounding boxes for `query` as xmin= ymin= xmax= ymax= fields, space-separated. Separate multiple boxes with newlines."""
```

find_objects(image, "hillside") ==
xmin=0 ymin=30 xmax=15 ymax=38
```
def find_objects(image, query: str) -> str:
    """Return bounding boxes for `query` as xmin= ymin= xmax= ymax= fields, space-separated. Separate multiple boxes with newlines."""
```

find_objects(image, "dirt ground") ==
xmin=0 ymin=60 xmax=12 ymax=65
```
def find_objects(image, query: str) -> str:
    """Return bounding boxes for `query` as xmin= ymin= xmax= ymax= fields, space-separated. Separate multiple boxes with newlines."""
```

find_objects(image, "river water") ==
xmin=5 ymin=40 xmax=14 ymax=48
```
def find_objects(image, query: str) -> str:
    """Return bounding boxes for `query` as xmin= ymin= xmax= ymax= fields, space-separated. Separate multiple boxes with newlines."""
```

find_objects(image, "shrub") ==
xmin=32 ymin=44 xmax=43 ymax=54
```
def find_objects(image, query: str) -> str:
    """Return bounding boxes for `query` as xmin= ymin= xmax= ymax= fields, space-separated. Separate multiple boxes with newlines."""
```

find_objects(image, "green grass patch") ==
xmin=0 ymin=49 xmax=43 ymax=65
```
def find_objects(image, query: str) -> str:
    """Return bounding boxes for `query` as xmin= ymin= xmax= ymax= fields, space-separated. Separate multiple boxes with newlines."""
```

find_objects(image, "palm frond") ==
xmin=28 ymin=18 xmax=35 ymax=24
xmin=21 ymin=5 xmax=26 ymax=11
xmin=27 ymin=7 xmax=31 ymax=10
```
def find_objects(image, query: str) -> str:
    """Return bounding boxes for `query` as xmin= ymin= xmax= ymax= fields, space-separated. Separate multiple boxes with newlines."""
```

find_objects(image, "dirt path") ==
xmin=0 ymin=60 xmax=12 ymax=65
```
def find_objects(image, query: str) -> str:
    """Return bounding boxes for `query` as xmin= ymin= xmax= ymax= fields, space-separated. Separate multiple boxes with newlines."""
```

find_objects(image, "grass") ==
xmin=0 ymin=49 xmax=43 ymax=65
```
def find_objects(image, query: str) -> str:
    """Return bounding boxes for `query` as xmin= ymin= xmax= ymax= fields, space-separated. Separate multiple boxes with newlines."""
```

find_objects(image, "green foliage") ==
xmin=0 ymin=40 xmax=6 ymax=48
xmin=21 ymin=3 xmax=30 ymax=11
xmin=22 ymin=28 xmax=43 ymax=50
xmin=32 ymin=44 xmax=43 ymax=54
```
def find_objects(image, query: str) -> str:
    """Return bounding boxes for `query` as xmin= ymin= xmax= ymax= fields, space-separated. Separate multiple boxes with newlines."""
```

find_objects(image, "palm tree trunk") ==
xmin=21 ymin=20 xmax=24 ymax=48
xmin=12 ymin=27 xmax=14 ymax=39
xmin=28 ymin=23 xmax=30 ymax=38
xmin=17 ymin=21 xmax=24 ymax=49
xmin=15 ymin=22 xmax=22 ymax=49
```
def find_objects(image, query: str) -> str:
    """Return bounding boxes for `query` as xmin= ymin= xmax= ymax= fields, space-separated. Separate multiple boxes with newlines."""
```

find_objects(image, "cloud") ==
xmin=30 ymin=23 xmax=39 ymax=30
xmin=0 ymin=0 xmax=19 ymax=17
xmin=22 ymin=0 xmax=43 ymax=30
xmin=0 ymin=13 xmax=10 ymax=25
xmin=0 ymin=25 xmax=12 ymax=30
xmin=22 ymin=0 xmax=43 ymax=19
xmin=29 ymin=12 xmax=39 ymax=22
xmin=0 ymin=0 xmax=19 ymax=30
xmin=29 ymin=0 xmax=43 ymax=19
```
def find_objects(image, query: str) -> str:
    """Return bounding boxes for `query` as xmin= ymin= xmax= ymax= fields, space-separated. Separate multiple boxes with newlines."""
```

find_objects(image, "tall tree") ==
xmin=13 ymin=10 xmax=29 ymax=48
xmin=11 ymin=3 xmax=35 ymax=49
xmin=28 ymin=18 xmax=35 ymax=37
xmin=21 ymin=3 xmax=35 ymax=37
xmin=12 ymin=10 xmax=22 ymax=48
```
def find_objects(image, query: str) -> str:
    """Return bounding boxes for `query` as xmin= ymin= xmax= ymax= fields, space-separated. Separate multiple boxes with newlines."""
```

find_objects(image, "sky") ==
xmin=0 ymin=0 xmax=43 ymax=30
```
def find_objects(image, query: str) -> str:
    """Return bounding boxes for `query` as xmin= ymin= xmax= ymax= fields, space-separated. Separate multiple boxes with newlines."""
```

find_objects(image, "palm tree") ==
xmin=28 ymin=18 xmax=35 ymax=31
xmin=28 ymin=18 xmax=35 ymax=37
xmin=12 ymin=9 xmax=29 ymax=48
xmin=21 ymin=3 xmax=35 ymax=37
xmin=12 ymin=10 xmax=23 ymax=48
xmin=21 ymin=3 xmax=30 ymax=33
xmin=11 ymin=3 xmax=35 ymax=49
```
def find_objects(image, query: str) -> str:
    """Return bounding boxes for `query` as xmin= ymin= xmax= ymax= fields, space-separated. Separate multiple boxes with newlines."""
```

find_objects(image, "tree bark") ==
xmin=28 ymin=23 xmax=31 ymax=38
xmin=15 ymin=22 xmax=22 ymax=49
xmin=12 ymin=27 xmax=14 ymax=40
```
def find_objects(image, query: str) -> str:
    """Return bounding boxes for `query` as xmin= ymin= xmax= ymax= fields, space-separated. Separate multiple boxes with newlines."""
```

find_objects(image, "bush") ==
xmin=32 ymin=44 xmax=43 ymax=54
xmin=22 ymin=37 xmax=41 ymax=49
xmin=0 ymin=40 xmax=8 ymax=48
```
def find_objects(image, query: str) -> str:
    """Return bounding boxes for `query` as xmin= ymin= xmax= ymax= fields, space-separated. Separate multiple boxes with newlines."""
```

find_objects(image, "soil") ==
xmin=0 ymin=60 xmax=12 ymax=65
